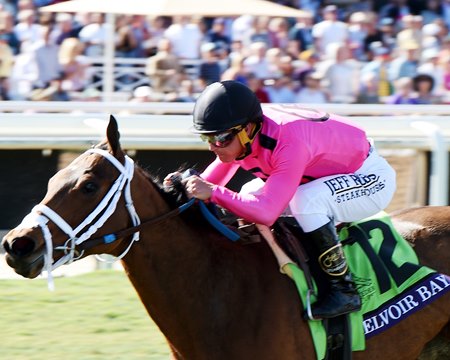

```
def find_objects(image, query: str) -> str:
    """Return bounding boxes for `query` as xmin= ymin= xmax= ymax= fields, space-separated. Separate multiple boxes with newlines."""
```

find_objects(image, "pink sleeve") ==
xmin=201 ymin=157 xmax=240 ymax=186
xmin=210 ymin=142 xmax=310 ymax=226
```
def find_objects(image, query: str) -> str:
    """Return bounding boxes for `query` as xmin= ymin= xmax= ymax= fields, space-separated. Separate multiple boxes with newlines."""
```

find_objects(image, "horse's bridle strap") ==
xmin=78 ymin=198 xmax=196 ymax=251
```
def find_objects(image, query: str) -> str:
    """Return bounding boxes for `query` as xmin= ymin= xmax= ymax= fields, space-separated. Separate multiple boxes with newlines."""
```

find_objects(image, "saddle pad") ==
xmin=287 ymin=211 xmax=450 ymax=360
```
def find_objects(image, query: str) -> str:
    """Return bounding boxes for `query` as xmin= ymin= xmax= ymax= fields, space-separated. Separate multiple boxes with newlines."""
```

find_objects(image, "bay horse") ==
xmin=2 ymin=116 xmax=449 ymax=360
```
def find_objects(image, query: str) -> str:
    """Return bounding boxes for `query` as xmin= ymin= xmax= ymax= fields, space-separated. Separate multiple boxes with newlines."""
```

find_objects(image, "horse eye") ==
xmin=82 ymin=181 xmax=99 ymax=194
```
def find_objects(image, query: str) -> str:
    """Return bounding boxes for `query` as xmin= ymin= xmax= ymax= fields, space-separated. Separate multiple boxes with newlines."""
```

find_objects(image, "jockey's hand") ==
xmin=182 ymin=175 xmax=214 ymax=200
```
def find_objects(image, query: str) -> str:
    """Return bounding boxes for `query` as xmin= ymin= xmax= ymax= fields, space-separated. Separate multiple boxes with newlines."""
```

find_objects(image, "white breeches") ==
xmin=240 ymin=145 xmax=397 ymax=233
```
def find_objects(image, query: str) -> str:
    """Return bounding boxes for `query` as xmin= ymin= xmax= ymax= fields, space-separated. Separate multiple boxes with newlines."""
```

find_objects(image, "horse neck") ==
xmin=120 ymin=168 xmax=220 ymax=338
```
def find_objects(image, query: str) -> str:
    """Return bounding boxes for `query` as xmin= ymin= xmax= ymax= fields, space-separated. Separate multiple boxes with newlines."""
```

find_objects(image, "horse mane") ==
xmin=93 ymin=141 xmax=224 ymax=230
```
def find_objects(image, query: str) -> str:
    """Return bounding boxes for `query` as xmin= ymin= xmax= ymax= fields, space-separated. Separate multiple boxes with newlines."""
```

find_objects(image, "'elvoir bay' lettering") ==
xmin=363 ymin=274 xmax=450 ymax=335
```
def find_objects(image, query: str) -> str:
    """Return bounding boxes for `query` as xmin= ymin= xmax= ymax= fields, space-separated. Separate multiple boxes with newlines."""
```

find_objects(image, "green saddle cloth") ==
xmin=288 ymin=212 xmax=441 ymax=360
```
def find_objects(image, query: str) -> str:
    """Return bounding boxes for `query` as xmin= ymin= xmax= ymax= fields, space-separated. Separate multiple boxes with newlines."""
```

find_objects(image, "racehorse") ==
xmin=2 ymin=116 xmax=449 ymax=360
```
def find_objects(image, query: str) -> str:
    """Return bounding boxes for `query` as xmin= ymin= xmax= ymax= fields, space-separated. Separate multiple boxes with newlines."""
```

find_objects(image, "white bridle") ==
xmin=17 ymin=148 xmax=141 ymax=290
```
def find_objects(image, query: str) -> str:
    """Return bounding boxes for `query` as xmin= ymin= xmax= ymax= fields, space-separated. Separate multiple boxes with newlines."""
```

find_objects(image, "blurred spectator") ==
xmin=129 ymin=85 xmax=155 ymax=103
xmin=421 ymin=22 xmax=441 ymax=51
xmin=377 ymin=17 xmax=397 ymax=51
xmin=0 ymin=10 xmax=20 ymax=54
xmin=175 ymin=79 xmax=197 ymax=102
xmin=205 ymin=17 xmax=231 ymax=54
xmin=243 ymin=41 xmax=272 ymax=80
xmin=58 ymin=37 xmax=89 ymax=92
xmin=115 ymin=15 xmax=138 ymax=58
xmin=198 ymin=42 xmax=221 ymax=87
xmin=294 ymin=48 xmax=320 ymax=85
xmin=320 ymin=42 xmax=360 ymax=103
xmin=421 ymin=0 xmax=443 ymax=25
xmin=37 ymin=10 xmax=53 ymax=27
xmin=249 ymin=16 xmax=272 ymax=48
xmin=164 ymin=16 xmax=203 ymax=59
xmin=440 ymin=34 xmax=450 ymax=59
xmin=418 ymin=47 xmax=443 ymax=91
xmin=265 ymin=46 xmax=284 ymax=77
xmin=29 ymin=78 xmax=69 ymax=101
xmin=33 ymin=25 xmax=62 ymax=89
xmin=268 ymin=17 xmax=290 ymax=49
xmin=312 ymin=5 xmax=348 ymax=58
xmin=0 ymin=0 xmax=16 ymax=15
xmin=442 ymin=55 xmax=450 ymax=91
xmin=8 ymin=41 xmax=38 ymax=100
xmin=361 ymin=42 xmax=393 ymax=97
xmin=413 ymin=73 xmax=438 ymax=104
xmin=295 ymin=71 xmax=327 ymax=103
xmin=145 ymin=37 xmax=184 ymax=94
xmin=397 ymin=15 xmax=423 ymax=51
xmin=0 ymin=33 xmax=13 ymax=99
xmin=51 ymin=12 xmax=81 ymax=46
xmin=78 ymin=13 xmax=107 ymax=57
xmin=379 ymin=0 xmax=412 ymax=26
xmin=388 ymin=41 xmax=420 ymax=81
xmin=221 ymin=53 xmax=248 ymax=84
xmin=288 ymin=11 xmax=314 ymax=53
xmin=442 ymin=0 xmax=450 ymax=29
xmin=357 ymin=72 xmax=382 ymax=104
xmin=278 ymin=54 xmax=296 ymax=78
xmin=296 ymin=0 xmax=321 ymax=16
xmin=266 ymin=75 xmax=296 ymax=103
xmin=247 ymin=72 xmax=270 ymax=103
xmin=231 ymin=15 xmax=254 ymax=45
xmin=14 ymin=8 xmax=41 ymax=52
xmin=129 ymin=15 xmax=152 ymax=58
xmin=363 ymin=13 xmax=385 ymax=59
xmin=386 ymin=76 xmax=419 ymax=104
xmin=144 ymin=16 xmax=170 ymax=57
xmin=17 ymin=0 xmax=34 ymax=12
xmin=347 ymin=11 xmax=369 ymax=61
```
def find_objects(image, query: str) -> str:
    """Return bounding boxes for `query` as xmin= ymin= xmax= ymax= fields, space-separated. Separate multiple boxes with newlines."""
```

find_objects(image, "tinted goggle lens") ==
xmin=200 ymin=130 xmax=238 ymax=148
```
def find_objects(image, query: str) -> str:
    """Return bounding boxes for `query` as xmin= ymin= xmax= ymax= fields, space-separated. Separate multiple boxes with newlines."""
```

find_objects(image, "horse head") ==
xmin=2 ymin=115 xmax=138 ymax=279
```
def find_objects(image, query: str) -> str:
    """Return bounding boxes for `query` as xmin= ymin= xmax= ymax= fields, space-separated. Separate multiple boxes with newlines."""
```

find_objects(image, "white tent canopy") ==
xmin=41 ymin=0 xmax=306 ymax=17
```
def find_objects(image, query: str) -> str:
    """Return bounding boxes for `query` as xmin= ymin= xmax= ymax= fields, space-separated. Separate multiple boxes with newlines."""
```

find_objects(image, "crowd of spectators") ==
xmin=1 ymin=0 xmax=450 ymax=105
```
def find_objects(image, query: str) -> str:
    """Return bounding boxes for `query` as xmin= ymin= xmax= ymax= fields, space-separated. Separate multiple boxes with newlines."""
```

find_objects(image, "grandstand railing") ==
xmin=82 ymin=57 xmax=203 ymax=95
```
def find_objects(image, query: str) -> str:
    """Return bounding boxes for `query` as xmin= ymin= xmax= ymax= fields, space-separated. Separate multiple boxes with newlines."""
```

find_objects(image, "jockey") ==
xmin=170 ymin=80 xmax=396 ymax=319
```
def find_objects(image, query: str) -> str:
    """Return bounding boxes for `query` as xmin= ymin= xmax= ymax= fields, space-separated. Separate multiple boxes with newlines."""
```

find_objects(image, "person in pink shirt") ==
xmin=166 ymin=80 xmax=396 ymax=319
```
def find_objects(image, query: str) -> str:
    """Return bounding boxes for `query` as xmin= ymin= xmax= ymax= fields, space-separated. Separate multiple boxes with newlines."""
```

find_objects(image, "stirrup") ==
xmin=306 ymin=288 xmax=320 ymax=321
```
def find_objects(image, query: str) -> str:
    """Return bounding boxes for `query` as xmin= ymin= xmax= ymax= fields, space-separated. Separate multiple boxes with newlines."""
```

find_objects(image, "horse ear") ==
xmin=106 ymin=115 xmax=123 ymax=158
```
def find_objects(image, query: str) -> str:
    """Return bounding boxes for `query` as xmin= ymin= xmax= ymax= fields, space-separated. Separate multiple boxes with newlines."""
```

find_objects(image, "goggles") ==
xmin=200 ymin=127 xmax=243 ymax=148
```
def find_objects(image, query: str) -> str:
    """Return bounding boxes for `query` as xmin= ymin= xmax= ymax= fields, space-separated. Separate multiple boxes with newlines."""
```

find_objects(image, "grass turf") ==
xmin=0 ymin=270 xmax=171 ymax=360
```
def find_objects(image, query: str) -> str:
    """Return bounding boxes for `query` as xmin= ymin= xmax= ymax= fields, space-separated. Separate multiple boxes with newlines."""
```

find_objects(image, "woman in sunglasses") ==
xmin=166 ymin=80 xmax=396 ymax=320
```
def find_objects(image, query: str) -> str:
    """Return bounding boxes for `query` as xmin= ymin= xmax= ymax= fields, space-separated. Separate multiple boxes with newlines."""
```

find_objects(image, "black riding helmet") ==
xmin=192 ymin=80 xmax=263 ymax=134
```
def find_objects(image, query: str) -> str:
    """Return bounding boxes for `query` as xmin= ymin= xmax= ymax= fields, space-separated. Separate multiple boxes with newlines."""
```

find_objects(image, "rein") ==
xmin=78 ymin=198 xmax=196 ymax=251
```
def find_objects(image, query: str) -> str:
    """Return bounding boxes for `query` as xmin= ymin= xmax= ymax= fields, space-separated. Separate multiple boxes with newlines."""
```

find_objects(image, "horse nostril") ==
xmin=6 ymin=237 xmax=36 ymax=257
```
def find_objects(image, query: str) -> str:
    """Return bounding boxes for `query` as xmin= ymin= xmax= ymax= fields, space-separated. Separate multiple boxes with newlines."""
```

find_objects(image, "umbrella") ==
xmin=41 ymin=0 xmax=306 ymax=17
xmin=40 ymin=0 xmax=305 ymax=100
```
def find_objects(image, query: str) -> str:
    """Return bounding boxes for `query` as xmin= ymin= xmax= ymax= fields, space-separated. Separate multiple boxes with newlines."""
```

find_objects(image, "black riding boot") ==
xmin=307 ymin=221 xmax=361 ymax=319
